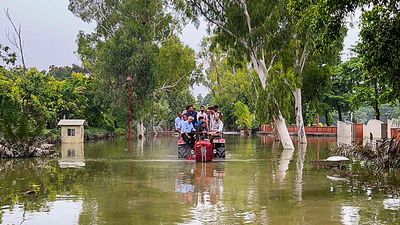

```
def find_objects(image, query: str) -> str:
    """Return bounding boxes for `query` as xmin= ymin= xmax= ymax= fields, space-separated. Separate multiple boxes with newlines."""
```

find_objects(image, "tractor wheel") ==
xmin=216 ymin=146 xmax=225 ymax=158
xmin=178 ymin=145 xmax=187 ymax=159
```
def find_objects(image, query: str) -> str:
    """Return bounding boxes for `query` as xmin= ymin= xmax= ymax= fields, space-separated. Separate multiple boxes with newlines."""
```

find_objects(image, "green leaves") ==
xmin=357 ymin=3 xmax=400 ymax=99
xmin=0 ymin=44 xmax=17 ymax=66
xmin=70 ymin=0 xmax=196 ymax=127
xmin=234 ymin=101 xmax=254 ymax=129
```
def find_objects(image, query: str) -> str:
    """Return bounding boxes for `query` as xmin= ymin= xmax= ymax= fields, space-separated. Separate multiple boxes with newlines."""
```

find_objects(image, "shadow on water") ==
xmin=0 ymin=136 xmax=399 ymax=224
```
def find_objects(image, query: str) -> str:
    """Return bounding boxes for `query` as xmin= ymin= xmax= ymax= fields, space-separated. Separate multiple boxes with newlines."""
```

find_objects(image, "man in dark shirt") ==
xmin=186 ymin=105 xmax=198 ymax=127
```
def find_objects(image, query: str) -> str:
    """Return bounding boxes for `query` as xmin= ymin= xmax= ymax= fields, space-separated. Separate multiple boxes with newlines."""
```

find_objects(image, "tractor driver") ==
xmin=181 ymin=116 xmax=196 ymax=147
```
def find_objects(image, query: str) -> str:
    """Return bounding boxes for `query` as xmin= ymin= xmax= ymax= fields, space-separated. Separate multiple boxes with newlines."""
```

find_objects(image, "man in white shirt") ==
xmin=209 ymin=115 xmax=223 ymax=135
xmin=207 ymin=107 xmax=216 ymax=130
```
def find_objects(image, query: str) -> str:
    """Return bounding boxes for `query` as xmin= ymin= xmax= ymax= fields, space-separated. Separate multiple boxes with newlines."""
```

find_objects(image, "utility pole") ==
xmin=127 ymin=74 xmax=133 ymax=141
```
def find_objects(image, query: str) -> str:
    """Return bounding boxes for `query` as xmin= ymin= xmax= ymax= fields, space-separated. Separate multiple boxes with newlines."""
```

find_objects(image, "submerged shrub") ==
xmin=333 ymin=139 xmax=400 ymax=170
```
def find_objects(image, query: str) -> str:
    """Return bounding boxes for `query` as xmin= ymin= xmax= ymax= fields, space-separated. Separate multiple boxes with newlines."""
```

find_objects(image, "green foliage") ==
xmin=234 ymin=101 xmax=254 ymax=129
xmin=355 ymin=2 xmax=400 ymax=118
xmin=0 ymin=44 xmax=17 ymax=66
xmin=69 ymin=1 xmax=196 ymax=131
xmin=70 ymin=0 xmax=175 ymax=119
xmin=0 ymin=64 xmax=121 ymax=149
xmin=200 ymin=42 xmax=259 ymax=130
xmin=0 ymin=68 xmax=51 ymax=150
xmin=47 ymin=64 xmax=89 ymax=80
xmin=358 ymin=4 xmax=400 ymax=95
xmin=263 ymin=62 xmax=294 ymax=122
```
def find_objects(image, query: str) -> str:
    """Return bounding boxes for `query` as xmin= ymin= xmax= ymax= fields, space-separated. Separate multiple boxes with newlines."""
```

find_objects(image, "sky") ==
xmin=0 ymin=0 xmax=359 ymax=97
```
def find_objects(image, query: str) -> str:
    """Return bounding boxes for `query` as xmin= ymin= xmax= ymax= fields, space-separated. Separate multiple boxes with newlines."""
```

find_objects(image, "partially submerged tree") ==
xmin=180 ymin=0 xmax=294 ymax=148
xmin=282 ymin=0 xmax=347 ymax=142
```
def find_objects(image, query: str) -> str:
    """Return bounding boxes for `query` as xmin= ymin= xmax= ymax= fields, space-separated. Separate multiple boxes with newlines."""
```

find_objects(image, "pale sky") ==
xmin=0 ymin=0 xmax=358 ymax=97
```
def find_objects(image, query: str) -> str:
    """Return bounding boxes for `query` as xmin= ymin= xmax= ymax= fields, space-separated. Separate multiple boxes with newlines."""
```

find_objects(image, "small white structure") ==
xmin=337 ymin=121 xmax=353 ymax=145
xmin=363 ymin=119 xmax=383 ymax=140
xmin=58 ymin=119 xmax=85 ymax=143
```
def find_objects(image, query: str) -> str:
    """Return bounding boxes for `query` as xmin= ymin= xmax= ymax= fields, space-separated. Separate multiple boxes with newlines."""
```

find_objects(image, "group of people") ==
xmin=175 ymin=105 xmax=224 ymax=145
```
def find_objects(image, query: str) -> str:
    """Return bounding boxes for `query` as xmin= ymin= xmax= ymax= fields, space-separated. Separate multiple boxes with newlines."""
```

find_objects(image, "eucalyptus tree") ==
xmin=180 ymin=0 xmax=295 ymax=148
xmin=281 ymin=0 xmax=347 ymax=143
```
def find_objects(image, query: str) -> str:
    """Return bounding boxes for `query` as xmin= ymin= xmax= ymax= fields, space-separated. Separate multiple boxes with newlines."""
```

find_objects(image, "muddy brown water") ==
xmin=0 ymin=136 xmax=399 ymax=225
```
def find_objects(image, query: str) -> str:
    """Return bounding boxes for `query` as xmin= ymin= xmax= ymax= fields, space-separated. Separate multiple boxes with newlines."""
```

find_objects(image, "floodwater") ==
xmin=0 ymin=136 xmax=399 ymax=225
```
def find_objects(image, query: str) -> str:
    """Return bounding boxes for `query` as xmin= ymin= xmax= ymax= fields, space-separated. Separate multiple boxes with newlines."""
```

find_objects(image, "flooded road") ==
xmin=0 ymin=136 xmax=399 ymax=225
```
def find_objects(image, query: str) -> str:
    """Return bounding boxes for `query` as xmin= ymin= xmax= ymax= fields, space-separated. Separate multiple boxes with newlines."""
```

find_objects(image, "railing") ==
xmin=259 ymin=125 xmax=337 ymax=135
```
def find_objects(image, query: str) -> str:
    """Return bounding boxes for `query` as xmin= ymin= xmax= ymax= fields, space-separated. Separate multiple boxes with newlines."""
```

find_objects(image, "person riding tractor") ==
xmin=181 ymin=116 xmax=196 ymax=148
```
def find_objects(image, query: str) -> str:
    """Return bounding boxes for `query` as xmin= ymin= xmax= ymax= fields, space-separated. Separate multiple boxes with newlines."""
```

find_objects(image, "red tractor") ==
xmin=177 ymin=134 xmax=225 ymax=161
xmin=178 ymin=137 xmax=213 ymax=162
xmin=194 ymin=139 xmax=213 ymax=162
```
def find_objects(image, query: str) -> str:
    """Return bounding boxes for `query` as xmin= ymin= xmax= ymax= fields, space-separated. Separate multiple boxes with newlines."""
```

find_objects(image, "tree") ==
xmin=234 ymin=101 xmax=254 ymax=130
xmin=0 ymin=44 xmax=16 ymax=66
xmin=356 ymin=3 xmax=400 ymax=118
xmin=0 ymin=68 xmax=51 ymax=152
xmin=154 ymin=36 xmax=197 ymax=129
xmin=278 ymin=0 xmax=347 ymax=142
xmin=199 ymin=41 xmax=259 ymax=130
xmin=69 ymin=0 xmax=195 ymax=134
xmin=47 ymin=64 xmax=89 ymax=80
xmin=179 ymin=0 xmax=295 ymax=148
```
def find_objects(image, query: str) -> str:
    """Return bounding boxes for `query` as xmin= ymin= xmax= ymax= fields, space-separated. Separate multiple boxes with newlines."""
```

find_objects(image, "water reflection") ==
xmin=0 ymin=136 xmax=399 ymax=225
xmin=59 ymin=143 xmax=85 ymax=168
xmin=341 ymin=206 xmax=360 ymax=225
xmin=1 ymin=198 xmax=83 ymax=225
xmin=295 ymin=143 xmax=307 ymax=203
xmin=384 ymin=198 xmax=400 ymax=210
xmin=176 ymin=162 xmax=225 ymax=206
xmin=276 ymin=148 xmax=294 ymax=187
xmin=175 ymin=162 xmax=226 ymax=224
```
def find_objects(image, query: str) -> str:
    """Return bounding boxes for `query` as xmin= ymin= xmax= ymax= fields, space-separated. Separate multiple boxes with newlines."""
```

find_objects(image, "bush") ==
xmin=334 ymin=139 xmax=400 ymax=170
xmin=233 ymin=101 xmax=254 ymax=129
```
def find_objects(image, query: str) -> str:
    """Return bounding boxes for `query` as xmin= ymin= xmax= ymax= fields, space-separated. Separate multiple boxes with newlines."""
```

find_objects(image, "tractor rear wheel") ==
xmin=216 ymin=146 xmax=225 ymax=158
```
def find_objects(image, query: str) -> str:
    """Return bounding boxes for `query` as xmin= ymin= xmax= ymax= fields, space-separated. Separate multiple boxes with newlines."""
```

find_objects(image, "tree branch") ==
xmin=190 ymin=0 xmax=250 ymax=49
xmin=299 ymin=43 xmax=309 ymax=73
xmin=239 ymin=0 xmax=252 ymax=34
xmin=158 ymin=72 xmax=190 ymax=91
xmin=5 ymin=9 xmax=26 ymax=71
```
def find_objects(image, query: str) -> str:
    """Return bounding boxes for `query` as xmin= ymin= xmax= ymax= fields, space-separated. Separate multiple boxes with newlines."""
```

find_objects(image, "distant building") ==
xmin=58 ymin=119 xmax=86 ymax=143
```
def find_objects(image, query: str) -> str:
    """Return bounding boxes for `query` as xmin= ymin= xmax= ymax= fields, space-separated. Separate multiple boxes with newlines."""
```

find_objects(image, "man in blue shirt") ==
xmin=181 ymin=116 xmax=195 ymax=146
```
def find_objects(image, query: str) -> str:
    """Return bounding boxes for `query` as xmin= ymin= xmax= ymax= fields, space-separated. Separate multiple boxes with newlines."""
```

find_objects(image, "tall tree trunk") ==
xmin=294 ymin=88 xmax=307 ymax=144
xmin=373 ymin=77 xmax=380 ymax=120
xmin=325 ymin=111 xmax=330 ymax=126
xmin=374 ymin=101 xmax=380 ymax=120
xmin=250 ymin=54 xmax=294 ymax=149
xmin=274 ymin=112 xmax=295 ymax=149
xmin=337 ymin=105 xmax=343 ymax=122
